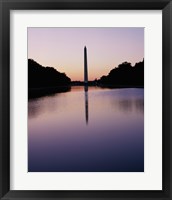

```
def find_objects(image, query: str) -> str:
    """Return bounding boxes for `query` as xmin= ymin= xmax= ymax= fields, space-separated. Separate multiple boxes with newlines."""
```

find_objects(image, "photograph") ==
xmin=1 ymin=0 xmax=172 ymax=198
xmin=28 ymin=27 xmax=144 ymax=172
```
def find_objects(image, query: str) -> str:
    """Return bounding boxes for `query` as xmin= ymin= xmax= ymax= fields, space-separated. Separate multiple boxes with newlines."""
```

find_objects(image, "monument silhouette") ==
xmin=84 ymin=46 xmax=88 ymax=85
xmin=84 ymin=46 xmax=89 ymax=124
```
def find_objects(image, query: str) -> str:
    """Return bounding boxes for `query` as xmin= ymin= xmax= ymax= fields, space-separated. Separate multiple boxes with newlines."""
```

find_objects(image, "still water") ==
xmin=28 ymin=87 xmax=144 ymax=172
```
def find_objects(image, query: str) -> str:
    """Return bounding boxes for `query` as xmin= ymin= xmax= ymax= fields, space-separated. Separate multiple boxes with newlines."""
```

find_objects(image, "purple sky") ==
xmin=28 ymin=27 xmax=144 ymax=81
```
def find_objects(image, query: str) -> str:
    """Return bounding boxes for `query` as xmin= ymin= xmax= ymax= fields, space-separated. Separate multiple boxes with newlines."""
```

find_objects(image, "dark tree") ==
xmin=98 ymin=60 xmax=144 ymax=87
xmin=28 ymin=59 xmax=71 ymax=89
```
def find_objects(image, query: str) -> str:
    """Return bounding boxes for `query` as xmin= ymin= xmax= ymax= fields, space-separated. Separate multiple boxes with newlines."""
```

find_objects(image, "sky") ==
xmin=28 ymin=27 xmax=144 ymax=81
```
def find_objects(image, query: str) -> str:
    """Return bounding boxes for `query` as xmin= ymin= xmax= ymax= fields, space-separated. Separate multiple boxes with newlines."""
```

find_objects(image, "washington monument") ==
xmin=84 ymin=46 xmax=88 ymax=84
xmin=84 ymin=46 xmax=88 ymax=123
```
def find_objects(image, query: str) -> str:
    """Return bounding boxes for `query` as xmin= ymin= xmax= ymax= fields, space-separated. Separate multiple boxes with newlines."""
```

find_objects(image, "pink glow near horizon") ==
xmin=28 ymin=27 xmax=144 ymax=81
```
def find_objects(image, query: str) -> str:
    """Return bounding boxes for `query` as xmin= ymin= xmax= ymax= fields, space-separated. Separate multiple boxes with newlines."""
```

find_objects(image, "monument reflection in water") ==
xmin=84 ymin=86 xmax=89 ymax=124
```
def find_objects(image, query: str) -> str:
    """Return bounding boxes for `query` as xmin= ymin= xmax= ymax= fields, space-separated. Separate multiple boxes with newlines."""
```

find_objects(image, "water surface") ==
xmin=28 ymin=87 xmax=144 ymax=172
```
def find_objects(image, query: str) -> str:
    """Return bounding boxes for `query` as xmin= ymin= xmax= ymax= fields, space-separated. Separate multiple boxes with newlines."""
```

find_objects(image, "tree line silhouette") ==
xmin=28 ymin=59 xmax=71 ymax=89
xmin=97 ymin=60 xmax=144 ymax=87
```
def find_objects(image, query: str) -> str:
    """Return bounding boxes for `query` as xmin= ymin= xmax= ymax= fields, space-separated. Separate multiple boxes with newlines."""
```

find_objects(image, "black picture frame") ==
xmin=0 ymin=0 xmax=171 ymax=199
